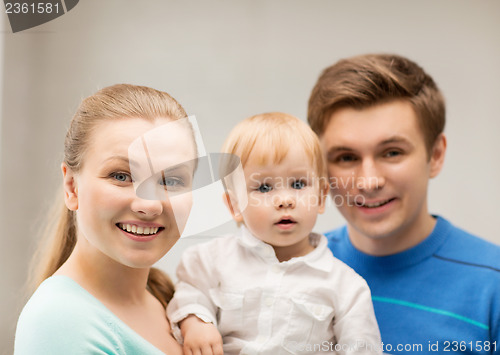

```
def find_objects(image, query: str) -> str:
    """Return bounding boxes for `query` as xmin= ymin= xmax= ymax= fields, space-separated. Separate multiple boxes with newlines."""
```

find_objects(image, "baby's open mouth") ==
xmin=276 ymin=218 xmax=296 ymax=225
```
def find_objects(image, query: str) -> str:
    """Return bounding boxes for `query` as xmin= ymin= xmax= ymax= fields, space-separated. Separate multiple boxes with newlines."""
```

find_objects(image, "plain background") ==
xmin=1 ymin=1 xmax=499 ymax=353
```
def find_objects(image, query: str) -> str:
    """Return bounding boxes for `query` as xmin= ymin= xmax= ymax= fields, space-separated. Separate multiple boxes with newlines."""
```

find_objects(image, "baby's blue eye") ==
xmin=258 ymin=184 xmax=272 ymax=193
xmin=291 ymin=180 xmax=306 ymax=189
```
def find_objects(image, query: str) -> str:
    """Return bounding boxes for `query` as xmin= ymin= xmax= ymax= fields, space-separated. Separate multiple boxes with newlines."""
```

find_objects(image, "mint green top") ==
xmin=14 ymin=275 xmax=166 ymax=354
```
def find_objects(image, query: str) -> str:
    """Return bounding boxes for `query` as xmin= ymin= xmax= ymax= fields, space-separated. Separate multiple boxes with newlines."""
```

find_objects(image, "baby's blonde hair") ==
xmin=222 ymin=112 xmax=327 ymax=184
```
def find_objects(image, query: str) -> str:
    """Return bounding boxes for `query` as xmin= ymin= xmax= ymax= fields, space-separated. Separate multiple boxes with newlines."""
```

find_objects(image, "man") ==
xmin=308 ymin=54 xmax=500 ymax=354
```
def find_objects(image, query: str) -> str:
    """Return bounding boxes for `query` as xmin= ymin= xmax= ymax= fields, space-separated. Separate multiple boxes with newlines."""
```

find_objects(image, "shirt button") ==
xmin=314 ymin=305 xmax=323 ymax=317
xmin=256 ymin=335 xmax=266 ymax=343
xmin=265 ymin=297 xmax=273 ymax=307
xmin=272 ymin=265 xmax=281 ymax=273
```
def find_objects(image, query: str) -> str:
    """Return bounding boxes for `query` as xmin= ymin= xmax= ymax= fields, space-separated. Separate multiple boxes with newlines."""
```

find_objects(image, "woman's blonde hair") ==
xmin=30 ymin=84 xmax=189 ymax=308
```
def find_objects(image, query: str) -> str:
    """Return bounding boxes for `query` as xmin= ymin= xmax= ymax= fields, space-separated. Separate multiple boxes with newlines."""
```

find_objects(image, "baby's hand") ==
xmin=180 ymin=314 xmax=223 ymax=355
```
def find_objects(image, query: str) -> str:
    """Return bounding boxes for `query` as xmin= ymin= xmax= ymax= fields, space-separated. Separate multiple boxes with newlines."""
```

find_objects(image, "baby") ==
xmin=167 ymin=113 xmax=381 ymax=355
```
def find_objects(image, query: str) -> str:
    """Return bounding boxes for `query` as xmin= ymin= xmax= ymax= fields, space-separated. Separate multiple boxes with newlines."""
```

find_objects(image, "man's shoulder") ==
xmin=324 ymin=224 xmax=347 ymax=243
xmin=436 ymin=218 xmax=500 ymax=272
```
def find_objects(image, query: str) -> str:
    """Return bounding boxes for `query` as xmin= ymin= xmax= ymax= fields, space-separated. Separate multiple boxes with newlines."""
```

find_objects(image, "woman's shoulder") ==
xmin=17 ymin=275 xmax=104 ymax=322
xmin=14 ymin=276 xmax=122 ymax=354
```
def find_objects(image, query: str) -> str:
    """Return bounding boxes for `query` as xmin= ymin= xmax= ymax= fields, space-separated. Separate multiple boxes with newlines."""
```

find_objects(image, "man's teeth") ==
xmin=118 ymin=224 xmax=159 ymax=235
xmin=363 ymin=200 xmax=390 ymax=208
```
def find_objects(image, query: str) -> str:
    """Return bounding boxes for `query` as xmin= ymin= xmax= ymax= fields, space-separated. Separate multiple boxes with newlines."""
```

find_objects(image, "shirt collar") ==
xmin=238 ymin=226 xmax=334 ymax=273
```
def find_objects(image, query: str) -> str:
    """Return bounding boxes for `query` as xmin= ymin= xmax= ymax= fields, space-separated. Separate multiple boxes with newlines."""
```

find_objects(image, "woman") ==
xmin=14 ymin=84 xmax=196 ymax=354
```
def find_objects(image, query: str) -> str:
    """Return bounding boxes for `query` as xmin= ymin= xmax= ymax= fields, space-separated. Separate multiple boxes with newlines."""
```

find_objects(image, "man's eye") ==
xmin=384 ymin=150 xmax=402 ymax=158
xmin=337 ymin=154 xmax=357 ymax=162
xmin=111 ymin=172 xmax=131 ymax=182
xmin=291 ymin=180 xmax=306 ymax=189
xmin=258 ymin=184 xmax=272 ymax=193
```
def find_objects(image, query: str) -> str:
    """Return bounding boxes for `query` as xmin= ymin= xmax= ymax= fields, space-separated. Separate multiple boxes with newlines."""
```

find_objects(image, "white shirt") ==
xmin=167 ymin=227 xmax=381 ymax=355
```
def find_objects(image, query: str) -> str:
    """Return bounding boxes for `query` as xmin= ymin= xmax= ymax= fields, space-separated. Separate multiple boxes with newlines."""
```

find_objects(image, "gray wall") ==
xmin=1 ymin=1 xmax=499 ymax=353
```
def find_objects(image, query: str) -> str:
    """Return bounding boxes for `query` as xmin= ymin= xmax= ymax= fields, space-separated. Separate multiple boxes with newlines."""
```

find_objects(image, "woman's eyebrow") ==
xmin=103 ymin=156 xmax=140 ymax=168
xmin=162 ymin=162 xmax=193 ymax=174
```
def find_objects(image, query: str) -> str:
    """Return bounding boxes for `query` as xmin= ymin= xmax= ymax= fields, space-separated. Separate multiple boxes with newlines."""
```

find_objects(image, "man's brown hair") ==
xmin=307 ymin=54 xmax=445 ymax=154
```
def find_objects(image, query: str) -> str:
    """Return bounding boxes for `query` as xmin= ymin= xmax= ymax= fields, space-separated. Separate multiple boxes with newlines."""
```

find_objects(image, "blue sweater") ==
xmin=14 ymin=276 xmax=166 ymax=355
xmin=326 ymin=216 xmax=500 ymax=354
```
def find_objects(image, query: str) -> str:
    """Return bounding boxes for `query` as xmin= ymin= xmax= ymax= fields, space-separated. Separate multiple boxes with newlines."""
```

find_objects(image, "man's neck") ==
xmin=348 ymin=213 xmax=437 ymax=257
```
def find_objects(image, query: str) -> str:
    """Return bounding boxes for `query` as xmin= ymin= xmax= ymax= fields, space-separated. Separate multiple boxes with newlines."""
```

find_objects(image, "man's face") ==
xmin=320 ymin=100 xmax=445 ymax=255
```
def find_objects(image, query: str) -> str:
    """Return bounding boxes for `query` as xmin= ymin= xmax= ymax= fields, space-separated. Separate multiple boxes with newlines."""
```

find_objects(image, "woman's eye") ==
xmin=291 ymin=180 xmax=306 ymax=190
xmin=160 ymin=177 xmax=184 ymax=188
xmin=258 ymin=184 xmax=272 ymax=193
xmin=111 ymin=172 xmax=131 ymax=183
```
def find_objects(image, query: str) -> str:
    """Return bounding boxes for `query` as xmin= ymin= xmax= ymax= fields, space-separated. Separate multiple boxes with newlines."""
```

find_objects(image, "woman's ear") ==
xmin=429 ymin=133 xmax=447 ymax=178
xmin=222 ymin=192 xmax=243 ymax=223
xmin=62 ymin=163 xmax=79 ymax=211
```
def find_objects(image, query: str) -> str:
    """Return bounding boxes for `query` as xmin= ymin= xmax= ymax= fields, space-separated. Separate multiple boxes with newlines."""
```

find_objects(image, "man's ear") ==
xmin=318 ymin=183 xmax=330 ymax=215
xmin=62 ymin=163 xmax=79 ymax=211
xmin=222 ymin=192 xmax=243 ymax=223
xmin=429 ymin=133 xmax=447 ymax=178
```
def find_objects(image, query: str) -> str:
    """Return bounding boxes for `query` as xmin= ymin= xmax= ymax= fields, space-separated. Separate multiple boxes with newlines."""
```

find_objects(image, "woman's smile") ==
xmin=71 ymin=117 xmax=196 ymax=268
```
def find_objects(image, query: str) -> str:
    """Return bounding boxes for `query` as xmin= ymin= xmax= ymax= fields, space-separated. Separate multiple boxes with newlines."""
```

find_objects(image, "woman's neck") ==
xmin=54 ymin=238 xmax=151 ymax=306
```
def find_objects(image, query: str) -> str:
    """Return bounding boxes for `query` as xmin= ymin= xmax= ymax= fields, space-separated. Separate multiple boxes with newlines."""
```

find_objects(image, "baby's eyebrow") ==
xmin=286 ymin=167 xmax=314 ymax=177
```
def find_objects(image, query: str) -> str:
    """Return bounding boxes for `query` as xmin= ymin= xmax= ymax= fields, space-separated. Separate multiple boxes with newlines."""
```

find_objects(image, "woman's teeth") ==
xmin=118 ymin=224 xmax=159 ymax=235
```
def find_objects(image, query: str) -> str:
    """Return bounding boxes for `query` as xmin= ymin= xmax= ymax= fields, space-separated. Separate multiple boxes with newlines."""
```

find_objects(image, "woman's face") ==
xmin=63 ymin=117 xmax=196 ymax=269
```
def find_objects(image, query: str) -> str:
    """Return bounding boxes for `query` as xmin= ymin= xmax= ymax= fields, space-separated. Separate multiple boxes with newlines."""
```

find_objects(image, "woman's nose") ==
xmin=131 ymin=197 xmax=164 ymax=217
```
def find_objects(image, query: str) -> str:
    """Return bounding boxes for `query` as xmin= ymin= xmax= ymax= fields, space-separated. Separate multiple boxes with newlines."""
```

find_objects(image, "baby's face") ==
xmin=234 ymin=144 xmax=326 ymax=260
